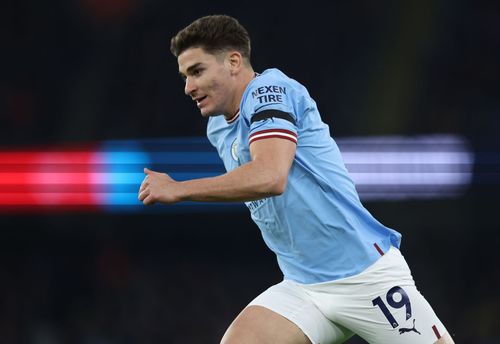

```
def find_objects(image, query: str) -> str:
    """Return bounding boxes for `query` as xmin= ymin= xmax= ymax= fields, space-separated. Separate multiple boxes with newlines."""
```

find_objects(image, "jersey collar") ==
xmin=225 ymin=110 xmax=240 ymax=125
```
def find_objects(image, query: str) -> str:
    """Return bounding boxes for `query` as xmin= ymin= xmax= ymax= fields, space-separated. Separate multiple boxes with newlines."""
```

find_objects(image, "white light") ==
xmin=342 ymin=152 xmax=474 ymax=165
xmin=336 ymin=134 xmax=474 ymax=200
xmin=350 ymin=172 xmax=472 ymax=185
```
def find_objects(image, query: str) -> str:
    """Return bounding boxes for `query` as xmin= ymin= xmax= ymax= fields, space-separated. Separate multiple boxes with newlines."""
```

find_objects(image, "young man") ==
xmin=138 ymin=15 xmax=454 ymax=344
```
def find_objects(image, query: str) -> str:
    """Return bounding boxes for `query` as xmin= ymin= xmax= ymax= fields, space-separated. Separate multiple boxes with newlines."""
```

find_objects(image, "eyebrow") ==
xmin=179 ymin=62 xmax=203 ymax=77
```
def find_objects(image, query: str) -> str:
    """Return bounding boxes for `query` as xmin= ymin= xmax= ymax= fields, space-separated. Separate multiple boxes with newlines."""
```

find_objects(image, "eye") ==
xmin=192 ymin=68 xmax=203 ymax=77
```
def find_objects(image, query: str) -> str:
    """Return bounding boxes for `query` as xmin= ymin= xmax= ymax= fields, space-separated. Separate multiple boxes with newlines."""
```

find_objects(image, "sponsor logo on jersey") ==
xmin=245 ymin=198 xmax=267 ymax=212
xmin=251 ymin=85 xmax=287 ymax=104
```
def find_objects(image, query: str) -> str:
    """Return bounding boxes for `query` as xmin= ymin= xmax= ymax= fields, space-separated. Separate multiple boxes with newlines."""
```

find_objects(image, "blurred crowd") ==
xmin=2 ymin=1 xmax=499 ymax=147
xmin=0 ymin=213 xmax=282 ymax=344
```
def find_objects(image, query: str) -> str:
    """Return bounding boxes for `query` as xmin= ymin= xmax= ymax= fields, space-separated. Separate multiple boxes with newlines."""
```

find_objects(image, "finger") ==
xmin=139 ymin=179 xmax=148 ymax=193
xmin=139 ymin=173 xmax=151 ymax=192
xmin=144 ymin=167 xmax=155 ymax=175
xmin=143 ymin=194 xmax=155 ymax=206
xmin=138 ymin=188 xmax=149 ymax=201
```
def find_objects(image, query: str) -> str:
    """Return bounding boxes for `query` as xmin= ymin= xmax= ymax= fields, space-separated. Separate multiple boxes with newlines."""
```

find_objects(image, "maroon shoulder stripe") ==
xmin=373 ymin=243 xmax=384 ymax=256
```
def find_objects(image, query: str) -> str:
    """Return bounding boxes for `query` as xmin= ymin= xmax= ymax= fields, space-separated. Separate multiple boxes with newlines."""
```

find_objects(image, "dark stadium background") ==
xmin=1 ymin=1 xmax=499 ymax=343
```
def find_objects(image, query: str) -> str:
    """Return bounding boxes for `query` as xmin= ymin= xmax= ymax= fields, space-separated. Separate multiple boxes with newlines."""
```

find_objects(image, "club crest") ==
xmin=231 ymin=138 xmax=239 ymax=162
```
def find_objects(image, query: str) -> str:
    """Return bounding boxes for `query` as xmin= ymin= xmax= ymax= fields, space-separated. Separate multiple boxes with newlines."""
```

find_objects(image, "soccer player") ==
xmin=138 ymin=15 xmax=454 ymax=344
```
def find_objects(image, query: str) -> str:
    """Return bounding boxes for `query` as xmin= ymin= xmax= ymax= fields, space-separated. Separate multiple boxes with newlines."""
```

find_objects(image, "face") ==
xmin=178 ymin=47 xmax=236 ymax=118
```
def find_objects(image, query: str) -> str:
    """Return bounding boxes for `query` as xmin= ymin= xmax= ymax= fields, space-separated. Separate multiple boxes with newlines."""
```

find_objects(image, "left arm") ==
xmin=138 ymin=138 xmax=296 ymax=205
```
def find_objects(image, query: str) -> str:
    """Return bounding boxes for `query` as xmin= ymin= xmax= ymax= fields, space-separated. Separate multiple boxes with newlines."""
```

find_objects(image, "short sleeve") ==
xmin=242 ymin=74 xmax=298 ymax=145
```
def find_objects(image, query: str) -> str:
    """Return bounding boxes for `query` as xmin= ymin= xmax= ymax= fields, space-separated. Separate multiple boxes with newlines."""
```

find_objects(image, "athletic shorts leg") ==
xmin=247 ymin=280 xmax=354 ymax=344
xmin=298 ymin=247 xmax=449 ymax=344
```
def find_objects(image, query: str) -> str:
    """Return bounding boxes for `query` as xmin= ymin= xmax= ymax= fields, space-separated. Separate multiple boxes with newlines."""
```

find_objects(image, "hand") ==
xmin=138 ymin=168 xmax=181 ymax=205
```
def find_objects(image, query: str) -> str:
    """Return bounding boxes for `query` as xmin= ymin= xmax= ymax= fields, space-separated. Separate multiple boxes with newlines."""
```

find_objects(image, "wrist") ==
xmin=176 ymin=180 xmax=191 ymax=202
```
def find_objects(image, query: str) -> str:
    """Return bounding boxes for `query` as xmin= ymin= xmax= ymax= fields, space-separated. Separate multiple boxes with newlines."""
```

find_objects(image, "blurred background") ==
xmin=1 ymin=0 xmax=499 ymax=343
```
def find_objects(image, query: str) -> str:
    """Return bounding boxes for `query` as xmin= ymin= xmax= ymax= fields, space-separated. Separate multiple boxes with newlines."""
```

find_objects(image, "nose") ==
xmin=184 ymin=76 xmax=196 ymax=96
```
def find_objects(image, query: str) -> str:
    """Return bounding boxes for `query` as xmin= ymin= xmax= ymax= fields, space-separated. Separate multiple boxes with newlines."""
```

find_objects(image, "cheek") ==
xmin=207 ymin=78 xmax=223 ymax=93
xmin=206 ymin=80 xmax=228 ymax=106
xmin=206 ymin=68 xmax=229 ymax=95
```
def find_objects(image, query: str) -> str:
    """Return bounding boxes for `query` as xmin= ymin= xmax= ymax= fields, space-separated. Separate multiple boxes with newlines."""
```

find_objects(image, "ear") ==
xmin=227 ymin=51 xmax=243 ymax=74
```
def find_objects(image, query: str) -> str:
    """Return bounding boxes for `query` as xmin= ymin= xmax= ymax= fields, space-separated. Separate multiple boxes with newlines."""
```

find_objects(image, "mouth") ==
xmin=195 ymin=95 xmax=207 ymax=108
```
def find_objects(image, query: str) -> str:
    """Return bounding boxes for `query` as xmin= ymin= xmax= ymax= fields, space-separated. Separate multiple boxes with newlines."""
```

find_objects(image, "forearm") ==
xmin=139 ymin=139 xmax=295 ymax=205
xmin=178 ymin=160 xmax=285 ymax=202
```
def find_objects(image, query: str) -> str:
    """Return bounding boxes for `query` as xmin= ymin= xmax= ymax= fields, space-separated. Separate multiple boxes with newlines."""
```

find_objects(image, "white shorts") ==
xmin=248 ymin=247 xmax=448 ymax=344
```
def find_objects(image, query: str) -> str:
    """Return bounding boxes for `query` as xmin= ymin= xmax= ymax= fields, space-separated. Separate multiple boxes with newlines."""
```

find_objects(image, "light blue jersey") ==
xmin=207 ymin=68 xmax=401 ymax=284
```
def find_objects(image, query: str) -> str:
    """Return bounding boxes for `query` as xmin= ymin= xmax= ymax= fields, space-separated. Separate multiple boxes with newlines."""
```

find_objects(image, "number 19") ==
xmin=372 ymin=286 xmax=412 ymax=328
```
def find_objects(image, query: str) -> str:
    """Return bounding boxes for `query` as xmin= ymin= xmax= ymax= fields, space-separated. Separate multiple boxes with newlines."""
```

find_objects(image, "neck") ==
xmin=224 ymin=67 xmax=255 ymax=120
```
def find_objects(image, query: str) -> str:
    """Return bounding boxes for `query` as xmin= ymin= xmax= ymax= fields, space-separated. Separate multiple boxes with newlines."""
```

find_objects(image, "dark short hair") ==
xmin=170 ymin=15 xmax=251 ymax=62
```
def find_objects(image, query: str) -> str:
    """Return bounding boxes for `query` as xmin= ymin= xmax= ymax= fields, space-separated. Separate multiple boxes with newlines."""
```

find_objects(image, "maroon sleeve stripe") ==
xmin=248 ymin=129 xmax=298 ymax=145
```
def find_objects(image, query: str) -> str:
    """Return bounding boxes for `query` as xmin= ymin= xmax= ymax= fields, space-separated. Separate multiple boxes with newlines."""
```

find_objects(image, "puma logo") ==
xmin=399 ymin=319 xmax=421 ymax=335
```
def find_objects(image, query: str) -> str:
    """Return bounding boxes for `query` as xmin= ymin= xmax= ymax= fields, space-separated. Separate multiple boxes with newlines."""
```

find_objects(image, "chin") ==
xmin=200 ymin=108 xmax=219 ymax=118
xmin=199 ymin=110 xmax=211 ymax=118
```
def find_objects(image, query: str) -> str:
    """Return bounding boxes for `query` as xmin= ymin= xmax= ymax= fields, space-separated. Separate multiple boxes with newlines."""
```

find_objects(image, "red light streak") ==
xmin=0 ymin=150 xmax=102 ymax=211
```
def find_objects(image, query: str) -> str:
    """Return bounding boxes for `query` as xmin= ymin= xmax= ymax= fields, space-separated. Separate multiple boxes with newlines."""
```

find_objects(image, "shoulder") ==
xmin=243 ymin=69 xmax=308 ymax=104
xmin=249 ymin=68 xmax=291 ymax=89
xmin=240 ymin=69 xmax=309 ymax=122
